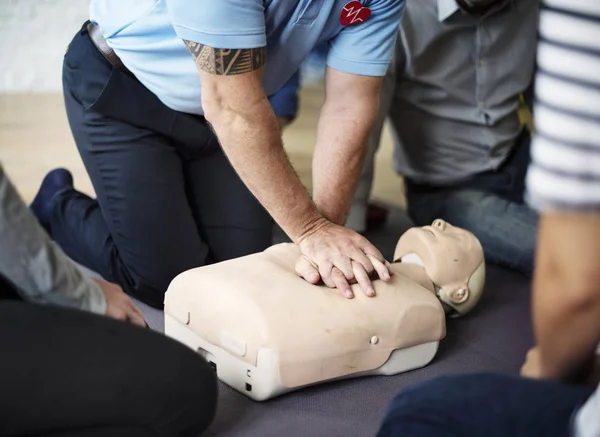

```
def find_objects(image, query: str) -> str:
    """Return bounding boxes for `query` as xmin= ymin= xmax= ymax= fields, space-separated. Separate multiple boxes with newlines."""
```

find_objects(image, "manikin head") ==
xmin=393 ymin=219 xmax=485 ymax=317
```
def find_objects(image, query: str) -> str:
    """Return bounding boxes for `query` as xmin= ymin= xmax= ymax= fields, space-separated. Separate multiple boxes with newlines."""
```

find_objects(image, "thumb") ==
xmin=295 ymin=255 xmax=321 ymax=284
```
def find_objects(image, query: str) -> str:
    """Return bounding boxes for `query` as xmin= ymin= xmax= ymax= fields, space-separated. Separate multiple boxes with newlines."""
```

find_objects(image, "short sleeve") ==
xmin=166 ymin=0 xmax=266 ymax=49
xmin=327 ymin=0 xmax=405 ymax=76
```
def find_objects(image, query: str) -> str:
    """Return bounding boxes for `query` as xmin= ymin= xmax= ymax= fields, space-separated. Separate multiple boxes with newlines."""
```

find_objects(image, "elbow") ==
xmin=201 ymin=88 xmax=268 ymax=128
xmin=201 ymin=89 xmax=228 ymax=126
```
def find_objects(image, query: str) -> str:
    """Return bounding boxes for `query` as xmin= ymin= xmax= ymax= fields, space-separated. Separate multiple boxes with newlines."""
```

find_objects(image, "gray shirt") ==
xmin=389 ymin=0 xmax=540 ymax=185
xmin=0 ymin=164 xmax=106 ymax=313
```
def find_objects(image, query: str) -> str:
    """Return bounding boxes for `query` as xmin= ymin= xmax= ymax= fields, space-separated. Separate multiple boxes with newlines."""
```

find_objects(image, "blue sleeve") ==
xmin=166 ymin=0 xmax=266 ymax=48
xmin=269 ymin=71 xmax=301 ymax=120
xmin=327 ymin=0 xmax=404 ymax=76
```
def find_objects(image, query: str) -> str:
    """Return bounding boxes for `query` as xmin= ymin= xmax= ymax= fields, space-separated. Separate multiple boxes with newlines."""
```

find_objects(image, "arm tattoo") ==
xmin=183 ymin=40 xmax=266 ymax=75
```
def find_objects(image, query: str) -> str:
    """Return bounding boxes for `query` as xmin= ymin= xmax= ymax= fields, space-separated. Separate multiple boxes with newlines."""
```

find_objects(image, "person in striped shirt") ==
xmin=375 ymin=1 xmax=600 ymax=436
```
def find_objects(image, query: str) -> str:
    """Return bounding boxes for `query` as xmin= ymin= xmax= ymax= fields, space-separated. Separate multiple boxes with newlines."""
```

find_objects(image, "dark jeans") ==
xmin=377 ymin=373 xmax=594 ymax=437
xmin=0 ymin=299 xmax=217 ymax=437
xmin=53 ymin=23 xmax=272 ymax=308
xmin=406 ymin=130 xmax=538 ymax=276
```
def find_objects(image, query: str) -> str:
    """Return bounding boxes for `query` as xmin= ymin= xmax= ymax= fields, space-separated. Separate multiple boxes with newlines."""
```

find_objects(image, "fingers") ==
xmin=353 ymin=261 xmax=375 ymax=297
xmin=128 ymin=311 xmax=147 ymax=327
xmin=333 ymin=256 xmax=355 ymax=282
xmin=295 ymin=256 xmax=321 ymax=284
xmin=330 ymin=267 xmax=354 ymax=299
xmin=358 ymin=242 xmax=391 ymax=281
xmin=128 ymin=302 xmax=147 ymax=327
xmin=367 ymin=254 xmax=391 ymax=282
xmin=348 ymin=247 xmax=375 ymax=275
xmin=385 ymin=260 xmax=394 ymax=276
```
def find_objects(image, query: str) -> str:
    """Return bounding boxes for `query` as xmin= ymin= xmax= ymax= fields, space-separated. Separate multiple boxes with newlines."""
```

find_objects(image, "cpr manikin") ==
xmin=164 ymin=219 xmax=485 ymax=401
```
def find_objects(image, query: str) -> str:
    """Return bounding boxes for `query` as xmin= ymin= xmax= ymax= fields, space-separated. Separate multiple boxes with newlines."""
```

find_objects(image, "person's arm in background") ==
xmin=167 ymin=0 xmax=400 ymax=298
xmin=520 ymin=0 xmax=600 ymax=383
xmin=0 ymin=165 xmax=145 ymax=326
xmin=527 ymin=215 xmax=600 ymax=382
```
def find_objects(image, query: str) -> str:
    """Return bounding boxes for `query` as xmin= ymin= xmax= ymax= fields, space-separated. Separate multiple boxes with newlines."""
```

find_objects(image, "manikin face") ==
xmin=394 ymin=219 xmax=484 ymax=307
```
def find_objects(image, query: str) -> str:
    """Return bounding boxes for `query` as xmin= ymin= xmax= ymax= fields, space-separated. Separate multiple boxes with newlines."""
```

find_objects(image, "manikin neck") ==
xmin=390 ymin=254 xmax=435 ymax=294
xmin=396 ymin=253 xmax=455 ymax=316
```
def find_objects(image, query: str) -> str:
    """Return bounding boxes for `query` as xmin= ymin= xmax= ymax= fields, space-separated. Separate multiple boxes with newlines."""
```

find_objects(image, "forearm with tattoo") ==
xmin=183 ymin=40 xmax=266 ymax=75
xmin=183 ymin=40 xmax=325 ymax=242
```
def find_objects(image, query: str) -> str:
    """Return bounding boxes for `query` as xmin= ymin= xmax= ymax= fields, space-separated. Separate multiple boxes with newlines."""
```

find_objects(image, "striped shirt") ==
xmin=525 ymin=2 xmax=600 ymax=437
xmin=526 ymin=0 xmax=600 ymax=211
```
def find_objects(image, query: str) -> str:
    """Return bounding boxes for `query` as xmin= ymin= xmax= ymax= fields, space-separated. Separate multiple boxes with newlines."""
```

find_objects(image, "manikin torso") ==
xmin=166 ymin=244 xmax=446 ymax=387
xmin=164 ymin=220 xmax=485 ymax=396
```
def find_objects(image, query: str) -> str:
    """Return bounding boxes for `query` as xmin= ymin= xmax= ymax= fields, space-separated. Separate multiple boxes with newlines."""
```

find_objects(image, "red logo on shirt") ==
xmin=340 ymin=1 xmax=371 ymax=26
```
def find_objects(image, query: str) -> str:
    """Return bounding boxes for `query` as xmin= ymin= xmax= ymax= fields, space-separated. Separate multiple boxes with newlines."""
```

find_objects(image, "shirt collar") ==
xmin=437 ymin=0 xmax=460 ymax=22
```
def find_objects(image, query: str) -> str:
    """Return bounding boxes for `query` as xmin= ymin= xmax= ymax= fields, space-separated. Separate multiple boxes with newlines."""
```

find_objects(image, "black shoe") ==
xmin=30 ymin=168 xmax=74 ymax=234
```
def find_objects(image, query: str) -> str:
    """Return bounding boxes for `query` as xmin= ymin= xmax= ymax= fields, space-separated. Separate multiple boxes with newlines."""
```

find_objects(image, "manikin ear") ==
xmin=441 ymin=261 xmax=486 ymax=318
xmin=446 ymin=287 xmax=469 ymax=304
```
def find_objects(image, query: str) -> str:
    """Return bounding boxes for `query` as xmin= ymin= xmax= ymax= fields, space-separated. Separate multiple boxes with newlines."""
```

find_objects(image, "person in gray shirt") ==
xmin=0 ymin=163 xmax=145 ymax=323
xmin=359 ymin=0 xmax=540 ymax=275
xmin=0 ymin=163 xmax=218 ymax=436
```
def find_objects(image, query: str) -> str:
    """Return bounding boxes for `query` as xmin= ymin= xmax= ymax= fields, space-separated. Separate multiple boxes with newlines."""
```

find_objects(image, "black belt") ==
xmin=87 ymin=22 xmax=132 ymax=75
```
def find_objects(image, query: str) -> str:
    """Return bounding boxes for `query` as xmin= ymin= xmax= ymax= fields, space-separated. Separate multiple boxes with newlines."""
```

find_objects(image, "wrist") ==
xmin=292 ymin=213 xmax=331 ymax=245
xmin=315 ymin=201 xmax=348 ymax=226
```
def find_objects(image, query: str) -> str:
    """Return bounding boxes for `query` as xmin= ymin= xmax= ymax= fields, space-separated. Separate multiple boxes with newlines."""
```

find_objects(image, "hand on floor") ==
xmin=93 ymin=279 xmax=146 ymax=327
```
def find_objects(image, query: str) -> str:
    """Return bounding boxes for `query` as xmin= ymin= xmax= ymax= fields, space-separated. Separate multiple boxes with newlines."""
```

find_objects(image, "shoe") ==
xmin=30 ymin=168 xmax=73 ymax=233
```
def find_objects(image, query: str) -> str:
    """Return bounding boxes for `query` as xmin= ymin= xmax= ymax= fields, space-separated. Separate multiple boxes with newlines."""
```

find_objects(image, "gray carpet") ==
xmin=135 ymin=207 xmax=534 ymax=437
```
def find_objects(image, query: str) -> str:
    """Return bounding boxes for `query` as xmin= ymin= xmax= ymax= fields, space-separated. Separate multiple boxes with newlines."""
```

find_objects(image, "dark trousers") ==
xmin=0 ymin=299 xmax=217 ymax=437
xmin=377 ymin=373 xmax=594 ymax=437
xmin=53 ymin=23 xmax=272 ymax=308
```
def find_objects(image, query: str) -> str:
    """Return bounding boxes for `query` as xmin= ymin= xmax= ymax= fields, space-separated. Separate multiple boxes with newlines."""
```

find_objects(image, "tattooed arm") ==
xmin=183 ymin=40 xmax=322 ymax=241
xmin=184 ymin=41 xmax=391 ymax=298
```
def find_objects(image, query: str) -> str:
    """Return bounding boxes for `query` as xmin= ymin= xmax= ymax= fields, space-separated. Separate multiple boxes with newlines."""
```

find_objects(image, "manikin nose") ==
xmin=432 ymin=219 xmax=446 ymax=230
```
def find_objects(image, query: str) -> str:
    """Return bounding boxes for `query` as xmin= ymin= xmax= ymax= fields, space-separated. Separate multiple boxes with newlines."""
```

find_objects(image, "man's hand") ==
xmin=295 ymin=219 xmax=391 ymax=298
xmin=93 ymin=279 xmax=146 ymax=327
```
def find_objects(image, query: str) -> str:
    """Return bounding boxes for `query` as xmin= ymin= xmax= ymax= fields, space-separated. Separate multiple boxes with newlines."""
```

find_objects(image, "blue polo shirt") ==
xmin=90 ymin=0 xmax=404 ymax=115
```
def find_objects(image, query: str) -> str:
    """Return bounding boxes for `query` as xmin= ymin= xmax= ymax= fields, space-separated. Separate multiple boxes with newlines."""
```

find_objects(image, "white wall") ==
xmin=0 ymin=0 xmax=89 ymax=93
